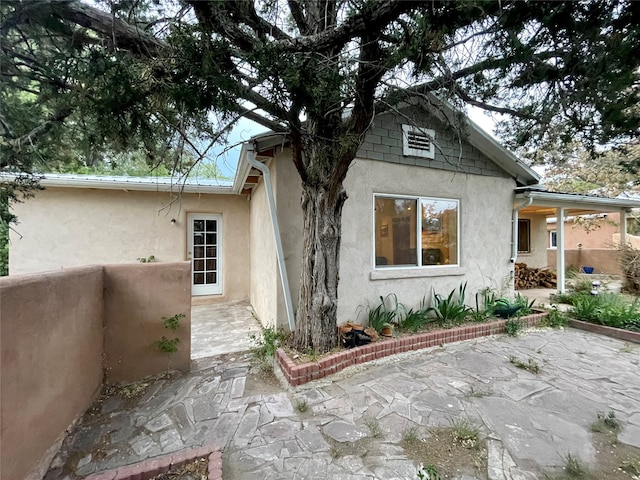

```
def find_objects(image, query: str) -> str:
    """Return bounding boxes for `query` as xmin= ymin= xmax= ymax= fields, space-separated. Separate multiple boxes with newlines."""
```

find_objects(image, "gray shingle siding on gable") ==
xmin=356 ymin=109 xmax=510 ymax=179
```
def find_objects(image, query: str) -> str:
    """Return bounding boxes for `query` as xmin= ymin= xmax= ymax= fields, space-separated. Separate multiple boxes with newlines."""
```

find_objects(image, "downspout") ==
xmin=511 ymin=196 xmax=533 ymax=263
xmin=246 ymin=146 xmax=296 ymax=332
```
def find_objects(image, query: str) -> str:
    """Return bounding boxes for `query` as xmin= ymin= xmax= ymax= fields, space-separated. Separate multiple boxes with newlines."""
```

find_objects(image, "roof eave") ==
xmin=515 ymin=190 xmax=640 ymax=211
xmin=4 ymin=174 xmax=236 ymax=194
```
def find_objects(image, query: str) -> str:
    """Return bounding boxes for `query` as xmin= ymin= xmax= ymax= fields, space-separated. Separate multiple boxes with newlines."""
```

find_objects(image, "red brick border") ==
xmin=83 ymin=445 xmax=222 ymax=480
xmin=277 ymin=312 xmax=548 ymax=386
xmin=569 ymin=318 xmax=640 ymax=344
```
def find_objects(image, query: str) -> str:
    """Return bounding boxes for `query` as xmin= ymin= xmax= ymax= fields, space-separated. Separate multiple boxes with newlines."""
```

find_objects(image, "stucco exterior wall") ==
xmin=9 ymin=188 xmax=250 ymax=302
xmin=275 ymin=152 xmax=304 ymax=323
xmin=547 ymin=213 xmax=621 ymax=249
xmin=337 ymin=159 xmax=516 ymax=322
xmin=0 ymin=266 xmax=104 ymax=480
xmin=547 ymin=249 xmax=622 ymax=275
xmin=103 ymin=262 xmax=191 ymax=382
xmin=249 ymin=165 xmax=279 ymax=327
xmin=517 ymin=213 xmax=548 ymax=268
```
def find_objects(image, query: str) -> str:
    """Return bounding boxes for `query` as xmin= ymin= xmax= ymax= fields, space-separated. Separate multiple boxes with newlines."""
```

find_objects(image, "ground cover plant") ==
xmin=402 ymin=417 xmax=488 ymax=480
xmin=562 ymin=292 xmax=640 ymax=332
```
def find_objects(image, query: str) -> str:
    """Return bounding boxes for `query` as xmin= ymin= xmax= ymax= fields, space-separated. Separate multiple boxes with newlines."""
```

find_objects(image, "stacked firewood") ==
xmin=515 ymin=263 xmax=558 ymax=289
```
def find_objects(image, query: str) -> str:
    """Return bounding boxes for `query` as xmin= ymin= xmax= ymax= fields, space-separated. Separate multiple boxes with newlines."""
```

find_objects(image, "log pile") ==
xmin=515 ymin=263 xmax=558 ymax=289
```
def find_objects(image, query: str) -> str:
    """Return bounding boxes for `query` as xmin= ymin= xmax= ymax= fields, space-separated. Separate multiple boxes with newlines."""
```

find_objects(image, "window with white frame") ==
xmin=402 ymin=125 xmax=435 ymax=158
xmin=518 ymin=219 xmax=531 ymax=253
xmin=549 ymin=230 xmax=557 ymax=248
xmin=374 ymin=195 xmax=459 ymax=267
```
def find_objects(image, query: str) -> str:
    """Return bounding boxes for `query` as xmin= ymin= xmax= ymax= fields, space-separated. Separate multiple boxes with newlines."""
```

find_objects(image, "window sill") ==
xmin=370 ymin=266 xmax=466 ymax=280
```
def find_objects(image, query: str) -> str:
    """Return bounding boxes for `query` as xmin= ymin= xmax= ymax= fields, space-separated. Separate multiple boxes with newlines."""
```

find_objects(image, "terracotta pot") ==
xmin=338 ymin=325 xmax=353 ymax=335
xmin=346 ymin=322 xmax=364 ymax=330
xmin=381 ymin=325 xmax=393 ymax=337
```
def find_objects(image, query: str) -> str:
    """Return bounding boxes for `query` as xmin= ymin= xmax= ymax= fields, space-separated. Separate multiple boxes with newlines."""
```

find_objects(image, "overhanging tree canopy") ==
xmin=2 ymin=0 xmax=639 ymax=351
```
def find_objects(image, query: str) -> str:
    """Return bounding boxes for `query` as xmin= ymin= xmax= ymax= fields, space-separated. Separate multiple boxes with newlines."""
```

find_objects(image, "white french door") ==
xmin=187 ymin=214 xmax=222 ymax=295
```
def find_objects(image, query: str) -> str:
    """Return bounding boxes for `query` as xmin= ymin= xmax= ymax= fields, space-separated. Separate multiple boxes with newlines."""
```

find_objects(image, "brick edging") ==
xmin=276 ymin=312 xmax=548 ymax=386
xmin=569 ymin=318 xmax=640 ymax=344
xmin=83 ymin=445 xmax=221 ymax=480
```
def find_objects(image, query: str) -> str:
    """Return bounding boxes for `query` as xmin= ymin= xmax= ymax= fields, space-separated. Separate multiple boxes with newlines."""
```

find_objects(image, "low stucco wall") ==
xmin=103 ymin=262 xmax=191 ymax=382
xmin=0 ymin=266 xmax=104 ymax=480
xmin=547 ymin=248 xmax=622 ymax=275
xmin=0 ymin=262 xmax=192 ymax=480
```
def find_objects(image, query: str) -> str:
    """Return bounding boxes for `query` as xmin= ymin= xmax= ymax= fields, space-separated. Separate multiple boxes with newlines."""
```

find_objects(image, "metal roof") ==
xmin=515 ymin=188 xmax=640 ymax=215
xmin=3 ymin=173 xmax=236 ymax=194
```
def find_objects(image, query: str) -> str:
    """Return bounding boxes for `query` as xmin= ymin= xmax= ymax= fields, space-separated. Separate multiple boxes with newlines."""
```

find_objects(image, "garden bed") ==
xmin=568 ymin=318 xmax=640 ymax=344
xmin=276 ymin=311 xmax=548 ymax=386
xmin=83 ymin=445 xmax=221 ymax=480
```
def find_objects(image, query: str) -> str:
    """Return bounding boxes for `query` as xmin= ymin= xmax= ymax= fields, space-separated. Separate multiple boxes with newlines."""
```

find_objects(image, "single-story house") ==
xmin=8 ymin=102 xmax=640 ymax=328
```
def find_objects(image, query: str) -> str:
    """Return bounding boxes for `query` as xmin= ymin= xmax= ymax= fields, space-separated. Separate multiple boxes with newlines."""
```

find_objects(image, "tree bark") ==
xmin=293 ymin=180 xmax=347 ymax=353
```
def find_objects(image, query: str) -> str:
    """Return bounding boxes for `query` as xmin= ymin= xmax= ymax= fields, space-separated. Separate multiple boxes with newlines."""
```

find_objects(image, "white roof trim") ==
xmin=2 ymin=173 xmax=236 ymax=194
xmin=515 ymin=190 xmax=640 ymax=211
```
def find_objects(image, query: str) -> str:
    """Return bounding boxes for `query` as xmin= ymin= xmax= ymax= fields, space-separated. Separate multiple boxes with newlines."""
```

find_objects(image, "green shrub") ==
xmin=505 ymin=318 xmax=522 ymax=336
xmin=249 ymin=325 xmax=289 ymax=360
xmin=540 ymin=306 xmax=568 ymax=328
xmin=513 ymin=293 xmax=535 ymax=315
xmin=399 ymin=298 xmax=433 ymax=332
xmin=363 ymin=294 xmax=399 ymax=333
xmin=431 ymin=282 xmax=471 ymax=326
xmin=570 ymin=294 xmax=602 ymax=322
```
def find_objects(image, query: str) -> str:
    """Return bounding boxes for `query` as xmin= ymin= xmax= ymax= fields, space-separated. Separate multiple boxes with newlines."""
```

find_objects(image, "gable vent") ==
xmin=402 ymin=125 xmax=435 ymax=159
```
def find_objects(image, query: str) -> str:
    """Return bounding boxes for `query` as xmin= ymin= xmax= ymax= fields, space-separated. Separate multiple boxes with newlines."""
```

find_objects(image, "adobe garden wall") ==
xmin=0 ymin=262 xmax=191 ymax=480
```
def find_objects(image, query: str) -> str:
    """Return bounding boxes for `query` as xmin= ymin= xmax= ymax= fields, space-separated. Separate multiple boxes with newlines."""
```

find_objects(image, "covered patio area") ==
xmin=514 ymin=188 xmax=640 ymax=292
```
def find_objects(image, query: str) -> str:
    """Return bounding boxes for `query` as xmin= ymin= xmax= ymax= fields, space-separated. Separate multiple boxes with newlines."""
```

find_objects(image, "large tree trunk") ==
xmin=293 ymin=180 xmax=347 ymax=353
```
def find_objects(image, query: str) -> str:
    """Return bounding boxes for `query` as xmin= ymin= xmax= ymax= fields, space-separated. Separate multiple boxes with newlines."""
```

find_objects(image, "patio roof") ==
xmin=515 ymin=187 xmax=640 ymax=216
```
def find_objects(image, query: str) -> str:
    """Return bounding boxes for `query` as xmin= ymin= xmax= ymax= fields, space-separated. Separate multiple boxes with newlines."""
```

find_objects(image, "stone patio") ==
xmin=45 ymin=328 xmax=640 ymax=479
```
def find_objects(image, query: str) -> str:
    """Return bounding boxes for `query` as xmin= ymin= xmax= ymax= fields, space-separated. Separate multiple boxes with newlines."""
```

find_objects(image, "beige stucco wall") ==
xmin=547 ymin=213 xmax=622 ymax=249
xmin=9 ymin=188 xmax=250 ymax=302
xmin=103 ymin=262 xmax=191 ymax=382
xmin=269 ymin=156 xmax=518 ymax=326
xmin=0 ymin=266 xmax=104 ymax=480
xmin=275 ymin=152 xmax=304 ymax=324
xmin=547 ymin=248 xmax=622 ymax=275
xmin=517 ymin=213 xmax=548 ymax=268
xmin=250 ymin=166 xmax=280 ymax=327
xmin=338 ymin=159 xmax=517 ymax=321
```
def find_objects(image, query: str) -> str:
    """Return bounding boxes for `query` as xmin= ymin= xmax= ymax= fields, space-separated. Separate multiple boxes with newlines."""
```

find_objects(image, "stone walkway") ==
xmin=46 ymin=329 xmax=640 ymax=479
xmin=191 ymin=301 xmax=261 ymax=359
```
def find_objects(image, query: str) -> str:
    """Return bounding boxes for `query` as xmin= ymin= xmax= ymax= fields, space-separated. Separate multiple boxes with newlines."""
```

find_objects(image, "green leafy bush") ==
xmin=431 ymin=283 xmax=471 ymax=326
xmin=363 ymin=294 xmax=399 ymax=333
xmin=398 ymin=298 xmax=433 ymax=332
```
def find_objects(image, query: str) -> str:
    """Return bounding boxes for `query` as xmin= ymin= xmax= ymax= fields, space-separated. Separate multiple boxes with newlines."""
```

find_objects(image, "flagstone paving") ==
xmin=45 ymin=329 xmax=640 ymax=479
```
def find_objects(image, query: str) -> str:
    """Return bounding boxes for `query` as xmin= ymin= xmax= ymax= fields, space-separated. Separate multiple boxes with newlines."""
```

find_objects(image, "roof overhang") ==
xmin=1 ymin=173 xmax=235 ymax=194
xmin=399 ymin=95 xmax=540 ymax=187
xmin=515 ymin=188 xmax=640 ymax=216
xmin=233 ymin=132 xmax=290 ymax=194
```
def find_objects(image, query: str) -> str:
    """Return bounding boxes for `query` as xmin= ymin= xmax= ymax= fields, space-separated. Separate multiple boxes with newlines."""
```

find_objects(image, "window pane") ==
xmin=206 ymin=220 xmax=217 ymax=232
xmin=194 ymin=220 xmax=204 ymax=232
xmin=193 ymin=272 xmax=204 ymax=284
xmin=194 ymin=233 xmax=204 ymax=245
xmin=194 ymin=259 xmax=204 ymax=272
xmin=206 ymin=259 xmax=217 ymax=270
xmin=518 ymin=219 xmax=530 ymax=253
xmin=206 ymin=272 xmax=217 ymax=284
xmin=375 ymin=197 xmax=418 ymax=266
xmin=194 ymin=246 xmax=204 ymax=259
xmin=421 ymin=199 xmax=458 ymax=266
xmin=205 ymin=233 xmax=216 ymax=245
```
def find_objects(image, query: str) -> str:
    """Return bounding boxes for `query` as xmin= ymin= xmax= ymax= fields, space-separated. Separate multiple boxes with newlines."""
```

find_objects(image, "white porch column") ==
xmin=620 ymin=209 xmax=627 ymax=246
xmin=556 ymin=207 xmax=566 ymax=293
